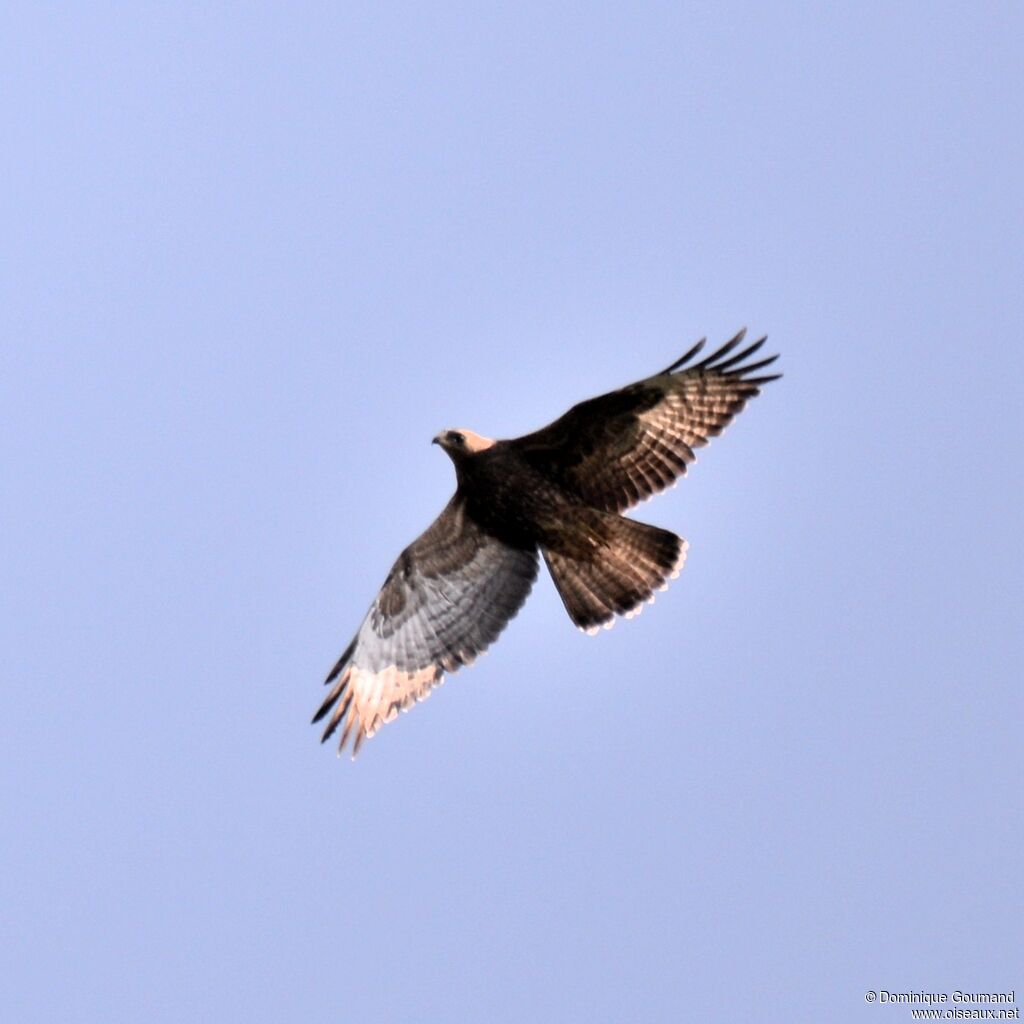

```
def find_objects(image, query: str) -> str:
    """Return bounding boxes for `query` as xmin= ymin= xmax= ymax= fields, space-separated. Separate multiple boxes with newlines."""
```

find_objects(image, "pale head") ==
xmin=432 ymin=428 xmax=495 ymax=458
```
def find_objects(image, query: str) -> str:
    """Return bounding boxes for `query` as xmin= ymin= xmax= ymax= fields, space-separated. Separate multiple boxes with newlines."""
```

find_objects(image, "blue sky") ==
xmin=3 ymin=3 xmax=1021 ymax=1021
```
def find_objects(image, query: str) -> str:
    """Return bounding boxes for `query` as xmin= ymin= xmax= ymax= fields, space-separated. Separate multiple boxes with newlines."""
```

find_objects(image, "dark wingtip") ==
xmin=316 ymin=687 xmax=353 ymax=742
xmin=713 ymin=336 xmax=767 ymax=373
xmin=662 ymin=329 xmax=781 ymax=378
xmin=314 ymin=697 xmax=338 ymax=733
xmin=325 ymin=637 xmax=356 ymax=685
xmin=734 ymin=353 xmax=780 ymax=377
xmin=678 ymin=330 xmax=782 ymax=382
xmin=660 ymin=337 xmax=706 ymax=375
xmin=693 ymin=328 xmax=748 ymax=370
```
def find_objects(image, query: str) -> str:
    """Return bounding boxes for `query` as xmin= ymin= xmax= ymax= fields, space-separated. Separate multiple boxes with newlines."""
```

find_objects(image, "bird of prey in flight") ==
xmin=315 ymin=329 xmax=780 ymax=756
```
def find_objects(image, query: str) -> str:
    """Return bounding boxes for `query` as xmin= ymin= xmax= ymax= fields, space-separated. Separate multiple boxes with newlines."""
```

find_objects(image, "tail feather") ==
xmin=543 ymin=511 xmax=687 ymax=634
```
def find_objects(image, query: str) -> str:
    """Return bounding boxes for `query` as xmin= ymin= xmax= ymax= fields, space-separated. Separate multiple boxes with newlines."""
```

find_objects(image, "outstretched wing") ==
xmin=314 ymin=495 xmax=539 ymax=756
xmin=510 ymin=329 xmax=780 ymax=513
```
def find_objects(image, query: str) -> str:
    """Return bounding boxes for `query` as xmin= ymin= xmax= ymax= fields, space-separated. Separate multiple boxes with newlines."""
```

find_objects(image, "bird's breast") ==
xmin=460 ymin=450 xmax=566 ymax=548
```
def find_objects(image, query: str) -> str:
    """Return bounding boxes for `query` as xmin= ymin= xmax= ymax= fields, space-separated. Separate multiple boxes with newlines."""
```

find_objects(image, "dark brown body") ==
xmin=453 ymin=442 xmax=582 ymax=551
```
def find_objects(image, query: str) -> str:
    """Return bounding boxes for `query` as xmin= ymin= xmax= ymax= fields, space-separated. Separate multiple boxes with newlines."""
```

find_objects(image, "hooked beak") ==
xmin=432 ymin=433 xmax=443 ymax=446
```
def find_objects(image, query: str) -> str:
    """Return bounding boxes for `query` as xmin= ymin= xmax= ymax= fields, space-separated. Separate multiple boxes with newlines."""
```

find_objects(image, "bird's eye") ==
xmin=450 ymin=432 xmax=465 ymax=445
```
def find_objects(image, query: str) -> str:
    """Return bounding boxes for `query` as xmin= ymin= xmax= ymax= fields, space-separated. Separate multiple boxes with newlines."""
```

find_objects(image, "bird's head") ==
xmin=432 ymin=428 xmax=495 ymax=460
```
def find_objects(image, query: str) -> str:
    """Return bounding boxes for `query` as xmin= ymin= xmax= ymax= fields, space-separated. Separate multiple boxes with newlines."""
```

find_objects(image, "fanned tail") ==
xmin=542 ymin=510 xmax=687 ymax=634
